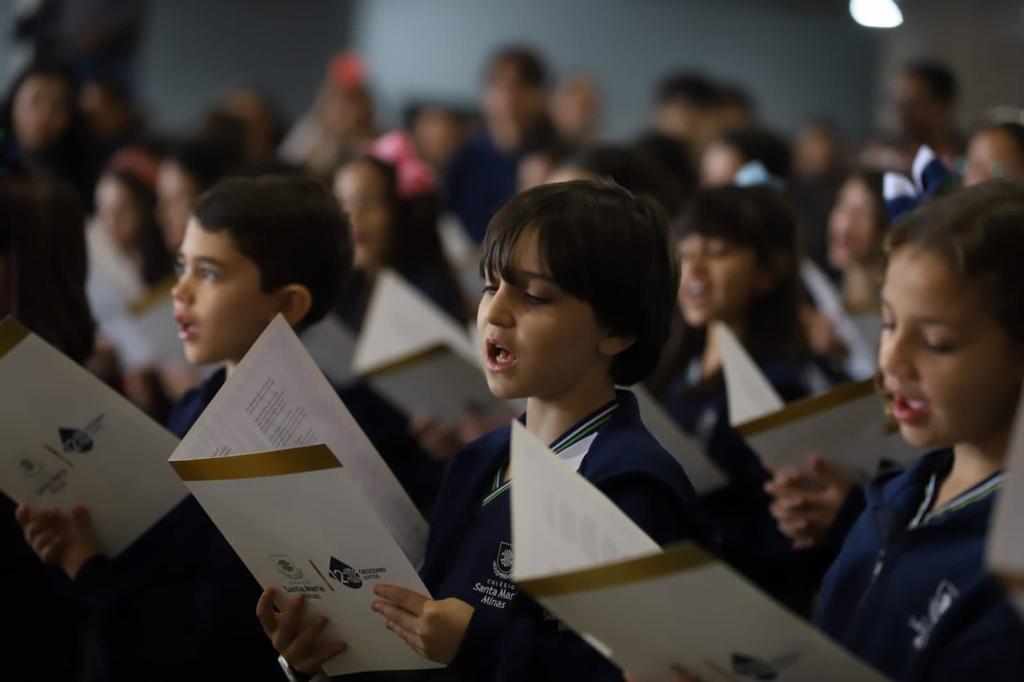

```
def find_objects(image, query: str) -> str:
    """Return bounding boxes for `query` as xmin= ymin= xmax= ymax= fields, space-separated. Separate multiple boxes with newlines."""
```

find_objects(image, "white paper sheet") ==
xmin=172 ymin=444 xmax=443 ymax=677
xmin=509 ymin=420 xmax=890 ymax=681
xmin=300 ymin=313 xmax=357 ymax=387
xmin=987 ymin=384 xmax=1024 ymax=614
xmin=353 ymin=269 xmax=504 ymax=421
xmin=169 ymin=315 xmax=427 ymax=565
xmin=630 ymin=386 xmax=728 ymax=494
xmin=717 ymin=322 xmax=785 ymax=424
xmin=0 ymin=317 xmax=186 ymax=556
xmin=734 ymin=379 xmax=921 ymax=477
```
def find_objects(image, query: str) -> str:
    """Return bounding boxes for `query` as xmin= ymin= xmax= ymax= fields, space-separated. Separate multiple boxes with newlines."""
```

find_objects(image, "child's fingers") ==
xmin=14 ymin=502 xmax=32 ymax=525
xmin=290 ymin=640 xmax=348 ymax=677
xmin=273 ymin=595 xmax=307 ymax=650
xmin=284 ymin=615 xmax=332 ymax=661
xmin=256 ymin=588 xmax=279 ymax=637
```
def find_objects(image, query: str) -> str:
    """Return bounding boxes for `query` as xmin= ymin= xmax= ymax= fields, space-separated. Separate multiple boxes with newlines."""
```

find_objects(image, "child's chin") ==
xmin=485 ymin=377 xmax=524 ymax=401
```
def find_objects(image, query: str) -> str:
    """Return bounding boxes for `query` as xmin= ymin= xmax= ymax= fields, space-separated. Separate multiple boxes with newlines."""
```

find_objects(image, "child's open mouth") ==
xmin=485 ymin=339 xmax=517 ymax=372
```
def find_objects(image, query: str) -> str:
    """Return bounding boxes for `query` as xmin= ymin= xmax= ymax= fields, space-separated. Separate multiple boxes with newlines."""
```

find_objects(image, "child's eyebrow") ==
xmin=190 ymin=255 xmax=227 ymax=269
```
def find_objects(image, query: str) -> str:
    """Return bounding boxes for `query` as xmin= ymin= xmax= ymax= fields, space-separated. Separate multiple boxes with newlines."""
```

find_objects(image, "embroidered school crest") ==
xmin=492 ymin=541 xmax=514 ymax=581
xmin=909 ymin=580 xmax=959 ymax=650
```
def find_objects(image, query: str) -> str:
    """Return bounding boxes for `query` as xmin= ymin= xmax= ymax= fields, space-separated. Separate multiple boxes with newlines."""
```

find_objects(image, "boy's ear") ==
xmin=277 ymin=284 xmax=313 ymax=328
xmin=597 ymin=333 xmax=637 ymax=358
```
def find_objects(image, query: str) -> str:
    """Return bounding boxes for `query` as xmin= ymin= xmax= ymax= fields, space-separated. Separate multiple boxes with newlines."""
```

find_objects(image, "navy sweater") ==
xmin=74 ymin=368 xmax=284 ymax=681
xmin=817 ymin=449 xmax=1024 ymax=681
xmin=419 ymin=389 xmax=715 ymax=682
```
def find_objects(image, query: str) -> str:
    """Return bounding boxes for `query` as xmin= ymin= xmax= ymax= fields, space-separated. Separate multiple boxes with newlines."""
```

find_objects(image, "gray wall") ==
xmin=2 ymin=0 xmax=353 ymax=132
xmin=349 ymin=0 xmax=883 ymax=142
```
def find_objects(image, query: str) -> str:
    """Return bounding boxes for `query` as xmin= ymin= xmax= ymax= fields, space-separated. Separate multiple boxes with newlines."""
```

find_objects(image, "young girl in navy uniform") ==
xmin=654 ymin=185 xmax=827 ymax=614
xmin=262 ymin=180 xmax=714 ymax=681
xmin=817 ymin=181 xmax=1024 ymax=681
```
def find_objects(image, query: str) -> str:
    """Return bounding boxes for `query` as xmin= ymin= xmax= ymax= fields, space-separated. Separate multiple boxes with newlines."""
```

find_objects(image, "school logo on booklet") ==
xmin=328 ymin=557 xmax=364 ymax=589
xmin=729 ymin=651 xmax=800 ymax=680
xmin=58 ymin=414 xmax=106 ymax=454
xmin=272 ymin=555 xmax=303 ymax=581
xmin=492 ymin=541 xmax=514 ymax=581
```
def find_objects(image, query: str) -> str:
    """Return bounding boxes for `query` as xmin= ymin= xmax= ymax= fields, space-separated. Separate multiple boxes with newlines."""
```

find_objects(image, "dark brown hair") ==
xmin=885 ymin=181 xmax=1024 ymax=345
xmin=481 ymin=179 xmax=678 ymax=385
xmin=1 ymin=174 xmax=95 ymax=363
xmin=193 ymin=176 xmax=352 ymax=330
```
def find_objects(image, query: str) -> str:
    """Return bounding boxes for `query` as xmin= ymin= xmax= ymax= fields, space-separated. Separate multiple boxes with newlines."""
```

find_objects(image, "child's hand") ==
xmin=371 ymin=584 xmax=474 ymax=664
xmin=15 ymin=503 xmax=100 ymax=578
xmin=256 ymin=588 xmax=347 ymax=676
xmin=764 ymin=455 xmax=854 ymax=550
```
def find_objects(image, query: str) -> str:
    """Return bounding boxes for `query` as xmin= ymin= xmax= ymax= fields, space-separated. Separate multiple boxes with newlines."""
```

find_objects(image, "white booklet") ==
xmin=168 ymin=315 xmax=427 ymax=565
xmin=509 ymin=421 xmax=890 ymax=681
xmin=300 ymin=312 xmax=357 ymax=387
xmin=171 ymin=443 xmax=442 ymax=677
xmin=631 ymin=386 xmax=728 ymax=494
xmin=800 ymin=259 xmax=877 ymax=380
xmin=987 ymin=384 xmax=1024 ymax=613
xmin=717 ymin=322 xmax=919 ymax=477
xmin=352 ymin=269 xmax=504 ymax=421
xmin=0 ymin=317 xmax=187 ymax=556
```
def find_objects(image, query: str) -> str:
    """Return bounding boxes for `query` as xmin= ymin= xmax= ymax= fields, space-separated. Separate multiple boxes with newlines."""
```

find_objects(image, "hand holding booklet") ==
xmin=169 ymin=314 xmax=427 ymax=564
xmin=352 ymin=269 xmax=505 ymax=422
xmin=509 ymin=420 xmax=890 ymax=681
xmin=717 ymin=322 xmax=919 ymax=477
xmin=171 ymin=444 xmax=442 ymax=677
xmin=0 ymin=317 xmax=186 ymax=556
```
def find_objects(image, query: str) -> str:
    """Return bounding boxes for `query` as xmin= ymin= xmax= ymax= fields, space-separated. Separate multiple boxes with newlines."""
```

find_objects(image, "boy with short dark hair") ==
xmin=265 ymin=180 xmax=715 ymax=681
xmin=18 ymin=175 xmax=352 ymax=681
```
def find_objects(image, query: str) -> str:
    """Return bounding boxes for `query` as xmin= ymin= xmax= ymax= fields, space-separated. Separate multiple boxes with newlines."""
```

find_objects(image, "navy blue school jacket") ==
xmin=817 ymin=449 xmax=1024 ymax=681
xmin=661 ymin=361 xmax=833 ymax=614
xmin=419 ymin=389 xmax=716 ymax=682
xmin=73 ymin=367 xmax=284 ymax=681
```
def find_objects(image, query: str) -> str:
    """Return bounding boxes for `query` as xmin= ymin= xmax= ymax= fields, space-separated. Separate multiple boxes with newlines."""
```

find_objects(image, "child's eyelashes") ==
xmin=524 ymin=292 xmax=551 ymax=305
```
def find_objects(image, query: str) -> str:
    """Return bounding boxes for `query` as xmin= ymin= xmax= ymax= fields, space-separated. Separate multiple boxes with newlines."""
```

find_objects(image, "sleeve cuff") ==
xmin=277 ymin=655 xmax=328 ymax=682
xmin=449 ymin=606 xmax=503 ymax=677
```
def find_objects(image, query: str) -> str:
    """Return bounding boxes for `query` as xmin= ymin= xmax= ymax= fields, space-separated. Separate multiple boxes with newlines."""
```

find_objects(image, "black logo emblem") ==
xmin=59 ymin=428 xmax=93 ymax=453
xmin=328 ymin=557 xmax=363 ymax=589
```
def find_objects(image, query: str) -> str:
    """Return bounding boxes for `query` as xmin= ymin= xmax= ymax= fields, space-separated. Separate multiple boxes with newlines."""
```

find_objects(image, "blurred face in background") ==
xmin=156 ymin=160 xmax=198 ymax=253
xmin=963 ymin=128 xmax=1024 ymax=187
xmin=550 ymin=75 xmax=600 ymax=147
xmin=322 ymin=83 xmax=375 ymax=141
xmin=412 ymin=106 xmax=465 ymax=171
xmin=891 ymin=71 xmax=949 ymax=146
xmin=828 ymin=176 xmax=883 ymax=270
xmin=95 ymin=174 xmax=143 ymax=253
xmin=483 ymin=59 xmax=545 ymax=147
xmin=12 ymin=73 xmax=72 ymax=153
xmin=334 ymin=160 xmax=394 ymax=269
xmin=700 ymin=140 xmax=743 ymax=188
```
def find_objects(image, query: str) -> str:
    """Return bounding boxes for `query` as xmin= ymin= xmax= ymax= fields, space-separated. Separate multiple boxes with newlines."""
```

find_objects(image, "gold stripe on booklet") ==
xmin=0 ymin=317 xmax=31 ymax=360
xmin=735 ymin=378 xmax=878 ymax=437
xmin=170 ymin=444 xmax=341 ymax=482
xmin=518 ymin=543 xmax=715 ymax=598
xmin=128 ymin=275 xmax=177 ymax=317
xmin=360 ymin=343 xmax=452 ymax=379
